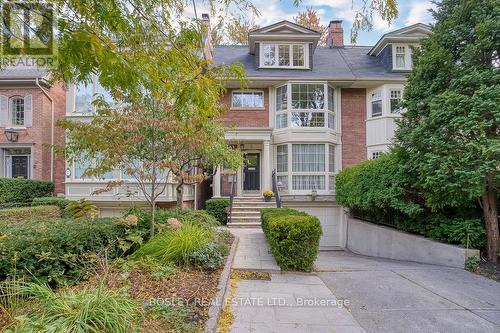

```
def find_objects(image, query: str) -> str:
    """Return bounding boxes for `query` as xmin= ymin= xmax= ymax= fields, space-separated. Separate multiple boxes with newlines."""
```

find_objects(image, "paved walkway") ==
xmin=228 ymin=229 xmax=365 ymax=333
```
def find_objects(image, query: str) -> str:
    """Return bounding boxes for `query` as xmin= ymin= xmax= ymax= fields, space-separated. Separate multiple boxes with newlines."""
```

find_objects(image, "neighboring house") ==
xmin=64 ymin=76 xmax=195 ymax=216
xmin=0 ymin=67 xmax=66 ymax=194
xmin=210 ymin=19 xmax=431 ymax=249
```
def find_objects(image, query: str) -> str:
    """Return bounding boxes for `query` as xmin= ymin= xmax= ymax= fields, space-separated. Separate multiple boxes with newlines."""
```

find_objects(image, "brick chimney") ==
xmin=201 ymin=13 xmax=213 ymax=60
xmin=327 ymin=20 xmax=344 ymax=48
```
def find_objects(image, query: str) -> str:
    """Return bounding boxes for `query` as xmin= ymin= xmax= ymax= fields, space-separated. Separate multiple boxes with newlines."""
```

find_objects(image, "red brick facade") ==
xmin=0 ymin=82 xmax=66 ymax=194
xmin=221 ymin=88 xmax=269 ymax=128
xmin=341 ymin=88 xmax=367 ymax=168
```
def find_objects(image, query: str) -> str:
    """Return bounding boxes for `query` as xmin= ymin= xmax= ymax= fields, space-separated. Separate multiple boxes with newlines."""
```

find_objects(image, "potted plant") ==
xmin=263 ymin=190 xmax=275 ymax=202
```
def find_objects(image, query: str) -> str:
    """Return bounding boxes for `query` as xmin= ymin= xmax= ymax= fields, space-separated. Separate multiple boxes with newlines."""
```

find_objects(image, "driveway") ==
xmin=228 ymin=229 xmax=500 ymax=333
xmin=316 ymin=251 xmax=500 ymax=333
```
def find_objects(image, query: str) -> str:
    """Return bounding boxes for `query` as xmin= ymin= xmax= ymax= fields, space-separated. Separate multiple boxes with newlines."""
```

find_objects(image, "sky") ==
xmin=188 ymin=0 xmax=437 ymax=46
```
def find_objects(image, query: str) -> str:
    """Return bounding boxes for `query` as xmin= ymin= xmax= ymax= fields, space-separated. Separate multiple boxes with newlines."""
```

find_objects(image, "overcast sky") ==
xmin=188 ymin=0 xmax=437 ymax=45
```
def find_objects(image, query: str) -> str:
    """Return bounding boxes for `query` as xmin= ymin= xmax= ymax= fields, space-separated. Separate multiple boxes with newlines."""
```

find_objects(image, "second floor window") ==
xmin=74 ymin=75 xmax=115 ymax=114
xmin=231 ymin=91 xmax=264 ymax=109
xmin=371 ymin=91 xmax=383 ymax=117
xmin=390 ymin=89 xmax=403 ymax=113
xmin=261 ymin=43 xmax=307 ymax=68
xmin=10 ymin=97 xmax=25 ymax=126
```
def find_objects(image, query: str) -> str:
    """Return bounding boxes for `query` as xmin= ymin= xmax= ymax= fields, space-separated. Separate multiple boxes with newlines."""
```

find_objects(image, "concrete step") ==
xmin=230 ymin=211 xmax=262 ymax=216
xmin=229 ymin=216 xmax=262 ymax=223
xmin=232 ymin=202 xmax=276 ymax=207
xmin=228 ymin=222 xmax=262 ymax=229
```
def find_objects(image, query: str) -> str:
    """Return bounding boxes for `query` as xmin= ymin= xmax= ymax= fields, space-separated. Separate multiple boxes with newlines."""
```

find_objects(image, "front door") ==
xmin=11 ymin=156 xmax=29 ymax=179
xmin=243 ymin=153 xmax=260 ymax=191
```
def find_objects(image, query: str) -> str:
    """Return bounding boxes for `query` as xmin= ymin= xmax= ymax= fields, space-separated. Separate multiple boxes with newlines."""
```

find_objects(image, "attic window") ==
xmin=261 ymin=43 xmax=308 ymax=68
xmin=392 ymin=44 xmax=413 ymax=70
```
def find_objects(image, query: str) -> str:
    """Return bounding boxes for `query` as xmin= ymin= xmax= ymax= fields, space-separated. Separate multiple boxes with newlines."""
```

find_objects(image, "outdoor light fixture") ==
xmin=311 ymin=189 xmax=318 ymax=201
xmin=4 ymin=129 xmax=19 ymax=142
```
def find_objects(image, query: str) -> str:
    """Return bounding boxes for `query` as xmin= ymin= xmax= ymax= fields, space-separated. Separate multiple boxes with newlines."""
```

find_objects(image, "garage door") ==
xmin=288 ymin=205 xmax=345 ymax=250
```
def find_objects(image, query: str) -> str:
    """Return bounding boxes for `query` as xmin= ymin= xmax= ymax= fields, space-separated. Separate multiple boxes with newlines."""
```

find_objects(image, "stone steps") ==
xmin=228 ymin=196 xmax=276 ymax=229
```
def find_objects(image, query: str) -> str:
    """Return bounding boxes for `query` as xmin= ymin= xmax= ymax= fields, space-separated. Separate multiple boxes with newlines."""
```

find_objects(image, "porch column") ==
xmin=213 ymin=165 xmax=221 ymax=197
xmin=262 ymin=140 xmax=271 ymax=191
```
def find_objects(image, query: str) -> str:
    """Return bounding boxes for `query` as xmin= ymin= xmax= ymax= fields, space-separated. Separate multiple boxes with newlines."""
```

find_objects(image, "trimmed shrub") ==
xmin=0 ymin=218 xmax=125 ymax=286
xmin=0 ymin=178 xmax=54 ymax=204
xmin=261 ymin=208 xmax=322 ymax=272
xmin=205 ymin=198 xmax=230 ymax=224
xmin=32 ymin=197 xmax=70 ymax=210
xmin=0 ymin=205 xmax=61 ymax=225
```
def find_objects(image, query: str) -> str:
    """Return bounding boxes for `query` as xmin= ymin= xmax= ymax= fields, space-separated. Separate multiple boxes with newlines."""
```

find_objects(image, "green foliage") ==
xmin=261 ymin=208 xmax=322 ymax=272
xmin=0 ymin=206 xmax=61 ymax=225
xmin=32 ymin=197 xmax=70 ymax=211
xmin=3 ymin=281 xmax=140 ymax=333
xmin=336 ymin=153 xmax=422 ymax=217
xmin=205 ymin=198 xmax=230 ymax=224
xmin=64 ymin=199 xmax=98 ymax=219
xmin=189 ymin=242 xmax=229 ymax=270
xmin=120 ymin=256 xmax=176 ymax=281
xmin=0 ymin=218 xmax=124 ymax=286
xmin=0 ymin=179 xmax=54 ymax=204
xmin=132 ymin=225 xmax=212 ymax=267
xmin=465 ymin=256 xmax=480 ymax=272
xmin=426 ymin=216 xmax=486 ymax=250
xmin=147 ymin=302 xmax=199 ymax=333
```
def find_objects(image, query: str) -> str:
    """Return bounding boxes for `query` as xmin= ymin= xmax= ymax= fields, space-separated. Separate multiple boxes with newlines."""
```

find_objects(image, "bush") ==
xmin=132 ymin=224 xmax=212 ymax=267
xmin=189 ymin=242 xmax=229 ymax=270
xmin=65 ymin=199 xmax=98 ymax=219
xmin=261 ymin=208 xmax=322 ymax=272
xmin=3 ymin=281 xmax=140 ymax=332
xmin=0 ymin=205 xmax=61 ymax=225
xmin=205 ymin=198 xmax=230 ymax=224
xmin=0 ymin=178 xmax=54 ymax=204
xmin=0 ymin=218 xmax=125 ymax=286
xmin=32 ymin=197 xmax=70 ymax=211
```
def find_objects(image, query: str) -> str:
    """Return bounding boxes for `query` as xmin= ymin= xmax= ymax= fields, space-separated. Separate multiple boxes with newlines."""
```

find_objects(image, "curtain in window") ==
xmin=276 ymin=145 xmax=288 ymax=172
xmin=292 ymin=144 xmax=325 ymax=172
xmin=292 ymin=175 xmax=325 ymax=190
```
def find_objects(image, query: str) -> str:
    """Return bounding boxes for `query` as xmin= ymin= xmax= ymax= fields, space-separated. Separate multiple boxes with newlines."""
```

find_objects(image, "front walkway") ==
xmin=228 ymin=229 xmax=365 ymax=333
xmin=228 ymin=228 xmax=500 ymax=333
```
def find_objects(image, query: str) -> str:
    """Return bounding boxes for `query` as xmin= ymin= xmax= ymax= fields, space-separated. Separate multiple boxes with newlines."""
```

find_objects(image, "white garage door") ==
xmin=288 ymin=205 xmax=345 ymax=250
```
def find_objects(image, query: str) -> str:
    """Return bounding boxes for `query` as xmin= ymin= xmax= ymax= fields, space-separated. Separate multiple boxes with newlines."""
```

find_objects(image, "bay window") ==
xmin=371 ymin=91 xmax=382 ymax=117
xmin=261 ymin=43 xmax=307 ymax=68
xmin=390 ymin=89 xmax=403 ymax=113
xmin=74 ymin=75 xmax=115 ymax=114
xmin=276 ymin=143 xmax=336 ymax=193
xmin=275 ymin=83 xmax=336 ymax=129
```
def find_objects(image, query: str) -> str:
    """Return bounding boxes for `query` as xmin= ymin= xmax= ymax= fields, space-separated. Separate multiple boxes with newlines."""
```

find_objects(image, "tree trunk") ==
xmin=150 ymin=200 xmax=156 ymax=237
xmin=481 ymin=174 xmax=499 ymax=263
xmin=176 ymin=183 xmax=184 ymax=208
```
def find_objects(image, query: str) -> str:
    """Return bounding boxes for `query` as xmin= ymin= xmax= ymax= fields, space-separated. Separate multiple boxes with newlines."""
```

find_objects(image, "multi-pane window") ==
xmin=395 ymin=46 xmax=406 ymax=68
xmin=74 ymin=75 xmax=116 ymax=114
xmin=276 ymin=85 xmax=287 ymax=111
xmin=74 ymin=159 xmax=92 ymax=179
xmin=292 ymin=144 xmax=325 ymax=172
xmin=10 ymin=97 xmax=24 ymax=126
xmin=232 ymin=91 xmax=264 ymax=108
xmin=371 ymin=151 xmax=383 ymax=159
xmin=291 ymin=84 xmax=324 ymax=109
xmin=371 ymin=91 xmax=382 ymax=117
xmin=327 ymin=86 xmax=335 ymax=129
xmin=277 ymin=145 xmax=288 ymax=172
xmin=291 ymin=112 xmax=324 ymax=127
xmin=275 ymin=113 xmax=287 ymax=129
xmin=390 ymin=89 xmax=403 ymax=113
xmin=261 ymin=44 xmax=307 ymax=68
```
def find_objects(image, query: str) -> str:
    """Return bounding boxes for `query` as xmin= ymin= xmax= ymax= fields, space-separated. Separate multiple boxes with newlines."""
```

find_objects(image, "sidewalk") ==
xmin=228 ymin=229 xmax=365 ymax=333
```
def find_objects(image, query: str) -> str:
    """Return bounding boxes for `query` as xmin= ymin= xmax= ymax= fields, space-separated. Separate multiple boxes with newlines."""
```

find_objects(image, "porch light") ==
xmin=311 ymin=189 xmax=318 ymax=201
xmin=4 ymin=129 xmax=19 ymax=142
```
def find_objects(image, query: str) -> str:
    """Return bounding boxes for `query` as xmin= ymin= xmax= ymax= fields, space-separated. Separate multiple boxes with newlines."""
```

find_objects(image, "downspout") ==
xmin=35 ymin=78 xmax=55 ymax=182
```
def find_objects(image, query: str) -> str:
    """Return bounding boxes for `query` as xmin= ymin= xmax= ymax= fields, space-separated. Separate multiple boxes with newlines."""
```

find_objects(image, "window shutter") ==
xmin=24 ymin=95 xmax=32 ymax=127
xmin=0 ymin=96 xmax=8 ymax=127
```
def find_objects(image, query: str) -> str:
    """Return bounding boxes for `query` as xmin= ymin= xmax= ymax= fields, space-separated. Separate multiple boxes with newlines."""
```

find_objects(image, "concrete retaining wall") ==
xmin=346 ymin=217 xmax=479 ymax=268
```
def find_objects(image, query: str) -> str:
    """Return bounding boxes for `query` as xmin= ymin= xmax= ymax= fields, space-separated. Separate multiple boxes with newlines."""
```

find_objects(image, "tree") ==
xmin=226 ymin=16 xmax=260 ymax=45
xmin=46 ymin=0 xmax=248 ymax=235
xmin=293 ymin=7 xmax=327 ymax=45
xmin=395 ymin=0 xmax=500 ymax=262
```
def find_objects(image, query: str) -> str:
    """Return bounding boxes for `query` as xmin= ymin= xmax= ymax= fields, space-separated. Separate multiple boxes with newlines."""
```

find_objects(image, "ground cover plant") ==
xmin=0 ymin=205 xmax=61 ymax=225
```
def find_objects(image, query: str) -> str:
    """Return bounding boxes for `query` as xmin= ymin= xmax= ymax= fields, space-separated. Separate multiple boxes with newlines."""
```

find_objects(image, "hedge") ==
xmin=205 ymin=198 xmax=230 ymax=224
xmin=0 ymin=218 xmax=125 ymax=286
xmin=261 ymin=208 xmax=322 ymax=272
xmin=0 ymin=205 xmax=61 ymax=225
xmin=0 ymin=178 xmax=54 ymax=204
xmin=32 ymin=197 xmax=71 ymax=210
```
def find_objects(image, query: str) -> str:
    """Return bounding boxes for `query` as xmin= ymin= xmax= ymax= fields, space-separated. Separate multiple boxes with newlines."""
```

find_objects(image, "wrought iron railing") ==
xmin=271 ymin=169 xmax=282 ymax=208
xmin=227 ymin=175 xmax=237 ymax=224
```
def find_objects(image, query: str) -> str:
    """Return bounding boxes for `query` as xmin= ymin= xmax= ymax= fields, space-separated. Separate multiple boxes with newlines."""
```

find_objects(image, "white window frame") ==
xmin=231 ymin=90 xmax=265 ymax=109
xmin=370 ymin=91 xmax=383 ymax=117
xmin=275 ymin=143 xmax=336 ymax=195
xmin=71 ymin=75 xmax=116 ymax=114
xmin=9 ymin=96 xmax=25 ymax=127
xmin=371 ymin=151 xmax=383 ymax=159
xmin=389 ymin=88 xmax=403 ymax=114
xmin=260 ymin=43 xmax=309 ymax=69
xmin=273 ymin=82 xmax=336 ymax=130
xmin=392 ymin=44 xmax=413 ymax=70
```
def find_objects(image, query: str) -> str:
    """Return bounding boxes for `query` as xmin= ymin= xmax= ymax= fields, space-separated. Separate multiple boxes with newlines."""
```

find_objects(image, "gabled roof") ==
xmin=368 ymin=23 xmax=432 ymax=56
xmin=248 ymin=20 xmax=321 ymax=54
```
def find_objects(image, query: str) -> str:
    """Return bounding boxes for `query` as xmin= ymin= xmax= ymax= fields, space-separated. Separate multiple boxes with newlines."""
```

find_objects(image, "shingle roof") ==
xmin=0 ymin=67 xmax=47 ymax=79
xmin=213 ymin=45 xmax=407 ymax=81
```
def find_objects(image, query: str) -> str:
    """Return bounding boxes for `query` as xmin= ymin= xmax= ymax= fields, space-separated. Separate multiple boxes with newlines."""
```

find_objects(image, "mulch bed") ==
xmin=473 ymin=260 xmax=500 ymax=282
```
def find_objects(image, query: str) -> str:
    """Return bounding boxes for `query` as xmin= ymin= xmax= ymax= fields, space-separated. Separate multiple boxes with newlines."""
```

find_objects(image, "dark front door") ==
xmin=243 ymin=153 xmax=260 ymax=191
xmin=12 ymin=156 xmax=29 ymax=179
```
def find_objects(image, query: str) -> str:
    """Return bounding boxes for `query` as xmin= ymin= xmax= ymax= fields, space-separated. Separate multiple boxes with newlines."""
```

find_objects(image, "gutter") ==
xmin=35 ymin=78 xmax=55 ymax=182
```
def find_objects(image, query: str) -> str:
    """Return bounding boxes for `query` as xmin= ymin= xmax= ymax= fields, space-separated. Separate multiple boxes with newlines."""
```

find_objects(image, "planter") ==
xmin=264 ymin=196 xmax=273 ymax=202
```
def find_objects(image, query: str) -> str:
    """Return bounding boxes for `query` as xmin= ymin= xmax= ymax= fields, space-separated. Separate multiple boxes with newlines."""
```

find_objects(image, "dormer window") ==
xmin=392 ymin=44 xmax=413 ymax=70
xmin=261 ymin=43 xmax=308 ymax=69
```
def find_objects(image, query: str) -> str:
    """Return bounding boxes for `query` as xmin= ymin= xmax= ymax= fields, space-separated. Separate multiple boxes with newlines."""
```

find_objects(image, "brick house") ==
xmin=210 ymin=20 xmax=431 ymax=249
xmin=0 ymin=68 xmax=66 ymax=194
